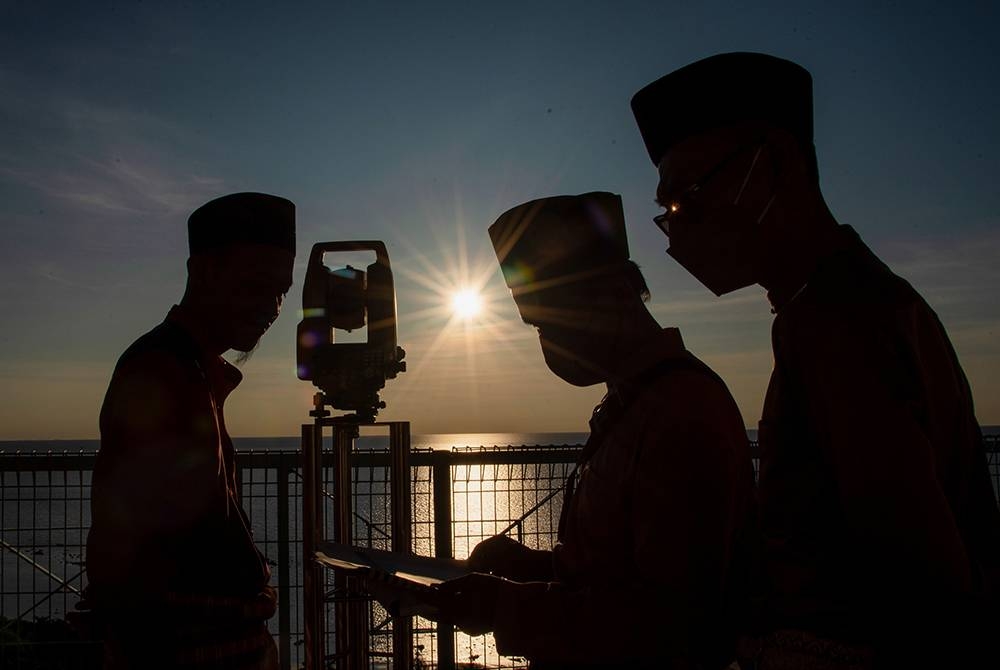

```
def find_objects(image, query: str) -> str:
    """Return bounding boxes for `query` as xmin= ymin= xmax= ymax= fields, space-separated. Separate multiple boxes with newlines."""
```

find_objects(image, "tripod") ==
xmin=301 ymin=393 xmax=413 ymax=670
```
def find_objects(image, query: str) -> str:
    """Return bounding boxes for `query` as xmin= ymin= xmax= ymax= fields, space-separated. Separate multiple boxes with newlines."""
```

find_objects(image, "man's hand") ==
xmin=434 ymin=572 xmax=506 ymax=636
xmin=468 ymin=534 xmax=552 ymax=581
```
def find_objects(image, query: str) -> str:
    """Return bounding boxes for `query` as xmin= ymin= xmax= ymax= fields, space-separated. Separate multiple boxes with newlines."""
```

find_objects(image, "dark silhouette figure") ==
xmin=82 ymin=193 xmax=295 ymax=669
xmin=435 ymin=192 xmax=757 ymax=669
xmin=632 ymin=52 xmax=1000 ymax=668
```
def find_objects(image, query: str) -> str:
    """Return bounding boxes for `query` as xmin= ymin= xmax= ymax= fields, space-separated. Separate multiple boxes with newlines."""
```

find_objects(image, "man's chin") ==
xmin=230 ymin=333 xmax=263 ymax=363
xmin=557 ymin=373 xmax=602 ymax=387
xmin=542 ymin=352 xmax=603 ymax=387
xmin=231 ymin=327 xmax=266 ymax=353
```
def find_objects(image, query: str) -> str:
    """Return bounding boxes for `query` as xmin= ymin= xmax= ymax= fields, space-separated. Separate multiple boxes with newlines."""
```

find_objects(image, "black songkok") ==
xmin=188 ymin=192 xmax=296 ymax=256
xmin=631 ymin=52 xmax=813 ymax=165
xmin=488 ymin=191 xmax=629 ymax=291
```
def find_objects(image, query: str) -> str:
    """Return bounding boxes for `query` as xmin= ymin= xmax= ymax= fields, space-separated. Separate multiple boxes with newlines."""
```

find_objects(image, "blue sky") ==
xmin=1 ymin=1 xmax=997 ymax=438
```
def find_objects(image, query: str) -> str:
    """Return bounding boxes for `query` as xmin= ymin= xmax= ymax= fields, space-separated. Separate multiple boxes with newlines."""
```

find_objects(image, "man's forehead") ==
xmin=656 ymin=135 xmax=720 ymax=198
xmin=656 ymin=124 xmax=762 ymax=194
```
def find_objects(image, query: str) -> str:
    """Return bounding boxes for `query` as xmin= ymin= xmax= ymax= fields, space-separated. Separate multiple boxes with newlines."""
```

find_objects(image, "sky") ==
xmin=1 ymin=1 xmax=997 ymax=439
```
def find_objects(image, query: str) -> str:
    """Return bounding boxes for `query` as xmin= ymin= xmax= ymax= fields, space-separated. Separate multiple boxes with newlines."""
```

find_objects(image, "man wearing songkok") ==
xmin=434 ymin=191 xmax=758 ymax=669
xmin=83 ymin=192 xmax=295 ymax=669
xmin=632 ymin=52 xmax=1000 ymax=668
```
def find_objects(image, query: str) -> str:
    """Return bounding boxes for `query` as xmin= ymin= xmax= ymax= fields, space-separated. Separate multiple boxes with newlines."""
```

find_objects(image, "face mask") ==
xmin=666 ymin=201 xmax=773 ymax=295
xmin=540 ymin=336 xmax=606 ymax=386
xmin=663 ymin=145 xmax=777 ymax=296
xmin=538 ymin=290 xmax=620 ymax=386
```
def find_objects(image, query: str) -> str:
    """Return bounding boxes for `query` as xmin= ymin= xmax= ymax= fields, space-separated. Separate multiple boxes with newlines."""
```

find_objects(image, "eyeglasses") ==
xmin=654 ymin=137 xmax=765 ymax=236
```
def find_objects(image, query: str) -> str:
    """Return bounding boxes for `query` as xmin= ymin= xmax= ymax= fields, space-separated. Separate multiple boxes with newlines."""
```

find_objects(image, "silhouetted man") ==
xmin=84 ymin=192 xmax=295 ymax=669
xmin=632 ymin=52 xmax=1000 ymax=668
xmin=435 ymin=192 xmax=756 ymax=669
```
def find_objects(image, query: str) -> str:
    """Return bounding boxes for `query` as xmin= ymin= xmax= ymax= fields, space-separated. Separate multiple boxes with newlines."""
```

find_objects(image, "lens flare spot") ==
xmin=299 ymin=330 xmax=322 ymax=348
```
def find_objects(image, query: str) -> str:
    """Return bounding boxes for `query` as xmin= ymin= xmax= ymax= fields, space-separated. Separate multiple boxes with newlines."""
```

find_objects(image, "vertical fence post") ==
xmin=277 ymin=458 xmax=292 ymax=670
xmin=389 ymin=422 xmax=413 ymax=670
xmin=333 ymin=422 xmax=370 ymax=670
xmin=301 ymin=423 xmax=323 ymax=670
xmin=333 ymin=423 xmax=350 ymax=669
xmin=431 ymin=450 xmax=455 ymax=670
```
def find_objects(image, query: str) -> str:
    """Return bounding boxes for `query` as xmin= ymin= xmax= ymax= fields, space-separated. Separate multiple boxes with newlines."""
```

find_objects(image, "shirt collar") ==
xmin=609 ymin=327 xmax=686 ymax=388
xmin=584 ymin=327 xmax=686 ymax=435
xmin=767 ymin=224 xmax=863 ymax=314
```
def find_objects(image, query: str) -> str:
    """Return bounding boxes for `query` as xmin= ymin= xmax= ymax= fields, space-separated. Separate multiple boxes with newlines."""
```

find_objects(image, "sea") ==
xmin=3 ymin=425 xmax=999 ymax=453
xmin=0 ymin=432 xmax=590 ymax=454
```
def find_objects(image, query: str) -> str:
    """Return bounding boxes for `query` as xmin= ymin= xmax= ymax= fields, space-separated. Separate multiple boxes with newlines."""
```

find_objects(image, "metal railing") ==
xmin=2 ymin=435 xmax=998 ymax=669
xmin=0 ymin=443 xmax=588 ymax=669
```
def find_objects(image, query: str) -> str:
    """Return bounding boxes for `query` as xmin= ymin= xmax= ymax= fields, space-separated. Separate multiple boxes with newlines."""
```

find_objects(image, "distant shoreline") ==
xmin=3 ymin=432 xmax=592 ymax=453
xmin=2 ymin=426 xmax=998 ymax=453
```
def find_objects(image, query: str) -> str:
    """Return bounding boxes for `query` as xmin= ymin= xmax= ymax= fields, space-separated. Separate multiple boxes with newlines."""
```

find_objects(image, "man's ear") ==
xmin=765 ymin=126 xmax=815 ymax=182
xmin=186 ymin=254 xmax=216 ymax=292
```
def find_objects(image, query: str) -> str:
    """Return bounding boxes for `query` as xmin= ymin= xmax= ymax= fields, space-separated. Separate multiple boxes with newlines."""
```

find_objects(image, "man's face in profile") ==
xmin=208 ymin=244 xmax=295 ymax=353
xmin=514 ymin=278 xmax=614 ymax=387
xmin=655 ymin=127 xmax=772 ymax=295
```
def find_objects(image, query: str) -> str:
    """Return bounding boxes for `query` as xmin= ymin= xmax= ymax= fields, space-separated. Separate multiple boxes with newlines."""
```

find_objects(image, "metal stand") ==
xmin=302 ymin=396 xmax=412 ymax=670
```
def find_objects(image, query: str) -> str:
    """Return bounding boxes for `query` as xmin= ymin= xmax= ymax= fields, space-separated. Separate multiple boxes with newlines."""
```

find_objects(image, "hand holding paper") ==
xmin=313 ymin=542 xmax=469 ymax=618
xmin=435 ymin=572 xmax=506 ymax=636
xmin=468 ymin=534 xmax=554 ymax=582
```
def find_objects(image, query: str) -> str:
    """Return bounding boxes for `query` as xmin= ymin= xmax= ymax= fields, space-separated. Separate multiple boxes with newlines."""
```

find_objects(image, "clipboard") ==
xmin=314 ymin=541 xmax=469 ymax=617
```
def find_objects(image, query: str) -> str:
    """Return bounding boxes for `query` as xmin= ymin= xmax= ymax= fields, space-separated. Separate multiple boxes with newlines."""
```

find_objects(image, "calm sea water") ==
xmin=0 ymin=432 xmax=589 ymax=453
xmin=4 ymin=425 xmax=1000 ymax=453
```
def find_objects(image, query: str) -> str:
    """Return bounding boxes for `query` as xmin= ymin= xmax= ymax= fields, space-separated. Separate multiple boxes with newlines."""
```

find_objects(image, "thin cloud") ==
xmin=648 ymin=288 xmax=765 ymax=321
xmin=0 ymin=68 xmax=226 ymax=219
xmin=882 ymin=228 xmax=1000 ymax=306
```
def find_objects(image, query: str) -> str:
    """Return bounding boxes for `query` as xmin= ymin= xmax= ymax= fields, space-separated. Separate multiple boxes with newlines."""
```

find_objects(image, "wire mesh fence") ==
xmin=1 ymin=451 xmax=99 ymax=668
xmin=0 ymin=443 xmax=586 ymax=670
xmin=1 ymin=435 xmax=997 ymax=669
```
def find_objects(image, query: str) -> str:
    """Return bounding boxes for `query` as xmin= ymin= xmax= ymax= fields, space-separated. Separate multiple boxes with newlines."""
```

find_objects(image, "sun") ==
xmin=451 ymin=289 xmax=483 ymax=320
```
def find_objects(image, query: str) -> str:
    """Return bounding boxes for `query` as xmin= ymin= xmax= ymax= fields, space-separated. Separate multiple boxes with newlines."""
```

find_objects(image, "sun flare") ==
xmin=451 ymin=289 xmax=483 ymax=320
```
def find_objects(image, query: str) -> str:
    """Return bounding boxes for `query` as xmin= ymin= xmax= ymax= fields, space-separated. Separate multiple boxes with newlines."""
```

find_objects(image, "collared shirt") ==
xmin=758 ymin=225 xmax=1000 ymax=655
xmin=86 ymin=305 xmax=271 ymax=611
xmin=492 ymin=328 xmax=756 ymax=669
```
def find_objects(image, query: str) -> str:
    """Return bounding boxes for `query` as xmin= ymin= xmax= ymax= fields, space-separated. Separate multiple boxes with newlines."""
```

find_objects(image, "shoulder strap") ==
xmin=586 ymin=351 xmax=726 ymax=458
xmin=559 ymin=352 xmax=725 ymax=538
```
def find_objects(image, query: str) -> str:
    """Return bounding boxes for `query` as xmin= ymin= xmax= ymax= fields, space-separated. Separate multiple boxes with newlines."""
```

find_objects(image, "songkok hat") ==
xmin=631 ymin=52 xmax=813 ymax=165
xmin=489 ymin=191 xmax=629 ymax=292
xmin=188 ymin=192 xmax=296 ymax=256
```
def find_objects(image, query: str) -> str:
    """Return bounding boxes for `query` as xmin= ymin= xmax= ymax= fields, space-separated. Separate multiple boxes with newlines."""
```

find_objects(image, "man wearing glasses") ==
xmin=631 ymin=52 xmax=1000 ymax=668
